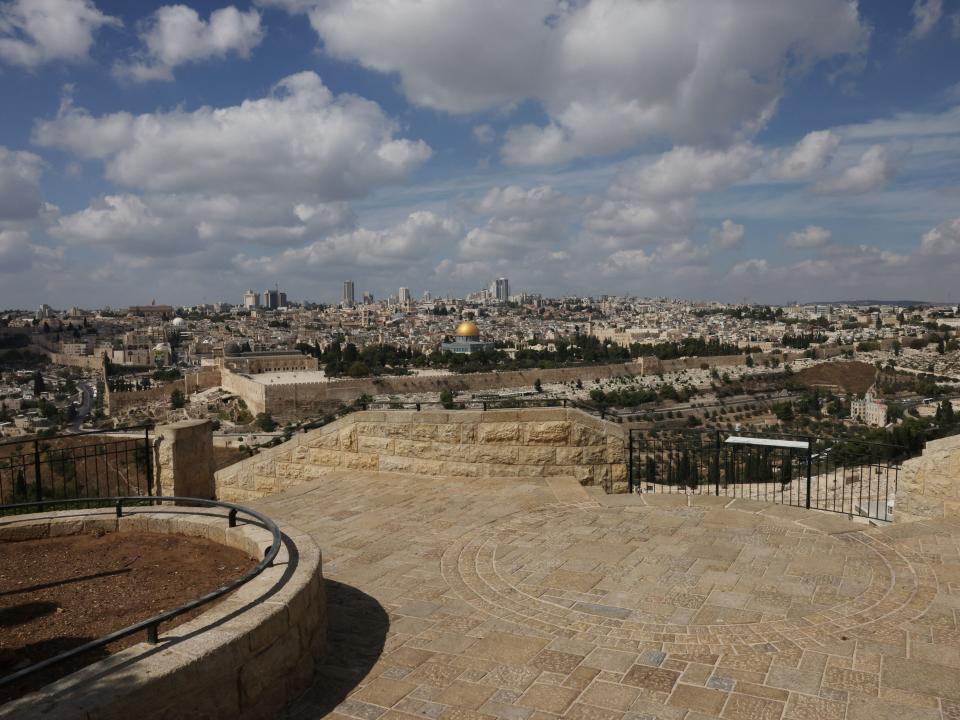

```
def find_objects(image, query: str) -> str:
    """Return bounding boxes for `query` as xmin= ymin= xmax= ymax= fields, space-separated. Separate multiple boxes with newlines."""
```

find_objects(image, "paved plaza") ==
xmin=253 ymin=471 xmax=960 ymax=720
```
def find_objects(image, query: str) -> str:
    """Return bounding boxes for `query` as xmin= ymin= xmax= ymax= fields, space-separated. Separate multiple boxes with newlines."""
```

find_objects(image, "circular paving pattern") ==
xmin=441 ymin=502 xmax=938 ymax=653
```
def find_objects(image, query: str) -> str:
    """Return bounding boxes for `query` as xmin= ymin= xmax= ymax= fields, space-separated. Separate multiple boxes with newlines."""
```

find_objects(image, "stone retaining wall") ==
xmin=0 ymin=507 xmax=325 ymax=720
xmin=895 ymin=434 xmax=960 ymax=523
xmin=215 ymin=407 xmax=628 ymax=503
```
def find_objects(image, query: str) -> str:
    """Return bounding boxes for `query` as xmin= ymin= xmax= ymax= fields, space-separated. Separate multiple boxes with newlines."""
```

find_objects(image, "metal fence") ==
xmin=0 ymin=427 xmax=154 ymax=514
xmin=628 ymin=428 xmax=902 ymax=522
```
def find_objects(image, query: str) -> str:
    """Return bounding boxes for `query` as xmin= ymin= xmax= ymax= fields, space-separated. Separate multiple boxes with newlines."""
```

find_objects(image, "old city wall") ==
xmin=107 ymin=367 xmax=223 ymax=415
xmin=220 ymin=371 xmax=268 ymax=415
xmin=215 ymin=407 xmax=627 ymax=503
xmin=248 ymin=352 xmax=805 ymax=420
xmin=895 ymin=434 xmax=960 ymax=523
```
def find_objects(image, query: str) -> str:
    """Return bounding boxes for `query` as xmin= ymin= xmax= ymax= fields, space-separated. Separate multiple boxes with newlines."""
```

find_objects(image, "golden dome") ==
xmin=455 ymin=320 xmax=480 ymax=338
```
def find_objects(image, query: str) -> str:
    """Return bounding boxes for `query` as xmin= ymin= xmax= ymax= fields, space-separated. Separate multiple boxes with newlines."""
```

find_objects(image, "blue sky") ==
xmin=1 ymin=0 xmax=959 ymax=308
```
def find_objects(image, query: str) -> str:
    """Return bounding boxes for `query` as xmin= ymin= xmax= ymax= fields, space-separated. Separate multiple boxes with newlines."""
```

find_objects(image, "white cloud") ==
xmin=710 ymin=219 xmax=745 ymax=249
xmin=771 ymin=130 xmax=840 ymax=181
xmin=920 ymin=217 xmax=960 ymax=255
xmin=0 ymin=229 xmax=62 ymax=274
xmin=908 ymin=0 xmax=943 ymax=41
xmin=611 ymin=145 xmax=762 ymax=200
xmin=786 ymin=225 xmax=832 ymax=249
xmin=584 ymin=199 xmax=693 ymax=244
xmin=115 ymin=5 xmax=264 ymax=83
xmin=473 ymin=185 xmax=574 ymax=217
xmin=0 ymin=146 xmax=44 ymax=220
xmin=33 ymin=71 xmax=431 ymax=199
xmin=602 ymin=249 xmax=653 ymax=275
xmin=269 ymin=0 xmax=868 ymax=166
xmin=0 ymin=0 xmax=119 ymax=68
xmin=235 ymin=211 xmax=462 ymax=275
xmin=729 ymin=258 xmax=769 ymax=277
xmin=471 ymin=124 xmax=495 ymax=144
xmin=814 ymin=145 xmax=895 ymax=194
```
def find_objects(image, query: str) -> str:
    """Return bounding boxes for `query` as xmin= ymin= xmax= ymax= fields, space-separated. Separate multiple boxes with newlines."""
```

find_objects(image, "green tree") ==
xmin=170 ymin=388 xmax=185 ymax=409
xmin=255 ymin=413 xmax=277 ymax=432
xmin=347 ymin=361 xmax=370 ymax=378
xmin=33 ymin=371 xmax=45 ymax=395
xmin=533 ymin=378 xmax=542 ymax=393
xmin=439 ymin=389 xmax=456 ymax=409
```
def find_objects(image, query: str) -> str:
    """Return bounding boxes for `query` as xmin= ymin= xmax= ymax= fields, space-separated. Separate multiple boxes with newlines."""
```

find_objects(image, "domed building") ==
xmin=441 ymin=319 xmax=495 ymax=355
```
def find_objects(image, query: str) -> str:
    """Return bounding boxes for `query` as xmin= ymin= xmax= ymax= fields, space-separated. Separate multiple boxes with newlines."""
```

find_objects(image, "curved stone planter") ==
xmin=0 ymin=505 xmax=325 ymax=720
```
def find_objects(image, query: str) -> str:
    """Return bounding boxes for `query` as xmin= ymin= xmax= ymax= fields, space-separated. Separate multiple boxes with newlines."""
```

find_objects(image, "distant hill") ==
xmin=804 ymin=299 xmax=944 ymax=307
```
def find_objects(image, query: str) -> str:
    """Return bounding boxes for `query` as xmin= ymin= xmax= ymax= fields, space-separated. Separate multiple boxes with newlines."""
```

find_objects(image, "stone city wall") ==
xmin=894 ymin=433 xmax=960 ymax=523
xmin=215 ymin=407 xmax=628 ymax=503
xmin=224 ymin=351 xmax=806 ymax=421
xmin=107 ymin=367 xmax=223 ymax=415
xmin=38 ymin=348 xmax=107 ymax=371
xmin=0 ymin=507 xmax=325 ymax=720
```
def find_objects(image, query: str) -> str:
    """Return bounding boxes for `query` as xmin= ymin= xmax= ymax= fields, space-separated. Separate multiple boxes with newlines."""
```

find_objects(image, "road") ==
xmin=70 ymin=381 xmax=93 ymax=431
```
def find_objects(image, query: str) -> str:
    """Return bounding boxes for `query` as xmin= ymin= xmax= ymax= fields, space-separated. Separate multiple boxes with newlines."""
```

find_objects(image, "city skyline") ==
xmin=1 ymin=1 xmax=960 ymax=308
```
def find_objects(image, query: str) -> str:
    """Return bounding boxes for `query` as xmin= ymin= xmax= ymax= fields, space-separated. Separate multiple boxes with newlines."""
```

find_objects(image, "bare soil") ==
xmin=213 ymin=445 xmax=247 ymax=471
xmin=0 ymin=531 xmax=255 ymax=703
xmin=794 ymin=361 xmax=877 ymax=395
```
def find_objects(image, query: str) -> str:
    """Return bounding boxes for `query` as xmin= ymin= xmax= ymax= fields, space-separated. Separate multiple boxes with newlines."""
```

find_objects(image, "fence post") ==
xmin=714 ymin=430 xmax=721 ymax=495
xmin=805 ymin=438 xmax=813 ymax=510
xmin=628 ymin=430 xmax=634 ymax=494
xmin=145 ymin=427 xmax=154 ymax=496
xmin=33 ymin=438 xmax=42 ymax=503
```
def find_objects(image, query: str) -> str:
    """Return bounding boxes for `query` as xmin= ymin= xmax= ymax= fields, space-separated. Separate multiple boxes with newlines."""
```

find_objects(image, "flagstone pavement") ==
xmin=252 ymin=471 xmax=960 ymax=720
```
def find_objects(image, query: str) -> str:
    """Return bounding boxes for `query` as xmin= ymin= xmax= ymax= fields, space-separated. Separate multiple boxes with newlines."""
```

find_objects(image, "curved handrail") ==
xmin=0 ymin=496 xmax=282 ymax=689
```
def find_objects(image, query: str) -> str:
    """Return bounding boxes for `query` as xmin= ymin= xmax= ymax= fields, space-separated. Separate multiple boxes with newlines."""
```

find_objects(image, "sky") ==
xmin=1 ymin=0 xmax=960 ymax=308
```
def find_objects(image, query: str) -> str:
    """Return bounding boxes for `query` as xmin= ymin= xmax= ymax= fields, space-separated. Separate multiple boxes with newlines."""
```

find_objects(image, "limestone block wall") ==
xmin=215 ymin=407 xmax=628 ymax=503
xmin=0 ymin=507 xmax=325 ymax=720
xmin=895 ymin=434 xmax=960 ymax=523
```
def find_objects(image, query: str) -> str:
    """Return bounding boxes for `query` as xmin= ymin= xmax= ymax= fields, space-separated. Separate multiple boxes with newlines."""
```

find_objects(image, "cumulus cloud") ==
xmin=0 ymin=229 xmax=62 ymax=274
xmin=115 ymin=5 xmax=264 ymax=83
xmin=0 ymin=0 xmax=119 ymax=68
xmin=266 ymin=0 xmax=868 ymax=165
xmin=471 ymin=124 xmax=495 ymax=144
xmin=786 ymin=225 xmax=832 ymax=249
xmin=33 ymin=71 xmax=431 ymax=199
xmin=473 ymin=185 xmax=574 ymax=217
xmin=920 ymin=217 xmax=960 ymax=255
xmin=0 ymin=146 xmax=44 ymax=220
xmin=771 ymin=130 xmax=840 ymax=181
xmin=235 ymin=211 xmax=461 ymax=275
xmin=814 ymin=145 xmax=895 ymax=194
xmin=602 ymin=249 xmax=653 ymax=275
xmin=710 ymin=219 xmax=745 ymax=250
xmin=729 ymin=258 xmax=770 ymax=277
xmin=611 ymin=145 xmax=762 ymax=200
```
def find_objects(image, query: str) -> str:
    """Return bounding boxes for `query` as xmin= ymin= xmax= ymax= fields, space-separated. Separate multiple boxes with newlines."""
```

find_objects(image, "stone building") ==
xmin=219 ymin=346 xmax=319 ymax=374
xmin=850 ymin=386 xmax=887 ymax=427
xmin=441 ymin=320 xmax=495 ymax=355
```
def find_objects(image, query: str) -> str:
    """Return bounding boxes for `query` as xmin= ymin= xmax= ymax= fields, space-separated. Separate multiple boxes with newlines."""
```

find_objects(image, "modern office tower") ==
xmin=362 ymin=291 xmax=374 ymax=304
xmin=343 ymin=280 xmax=355 ymax=307
xmin=495 ymin=277 xmax=510 ymax=303
xmin=399 ymin=287 xmax=411 ymax=305
xmin=278 ymin=292 xmax=287 ymax=308
xmin=262 ymin=288 xmax=280 ymax=310
xmin=243 ymin=290 xmax=260 ymax=309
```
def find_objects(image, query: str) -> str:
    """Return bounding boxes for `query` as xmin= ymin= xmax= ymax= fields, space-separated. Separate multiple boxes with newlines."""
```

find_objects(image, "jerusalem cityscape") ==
xmin=2 ymin=1 xmax=960 ymax=719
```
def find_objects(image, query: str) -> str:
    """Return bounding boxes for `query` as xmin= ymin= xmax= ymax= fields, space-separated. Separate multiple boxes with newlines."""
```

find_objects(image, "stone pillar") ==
xmin=155 ymin=419 xmax=216 ymax=499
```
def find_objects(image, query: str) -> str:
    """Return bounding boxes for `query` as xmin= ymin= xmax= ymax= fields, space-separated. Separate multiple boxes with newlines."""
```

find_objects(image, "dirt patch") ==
xmin=794 ymin=361 xmax=877 ymax=395
xmin=0 ymin=530 xmax=256 ymax=702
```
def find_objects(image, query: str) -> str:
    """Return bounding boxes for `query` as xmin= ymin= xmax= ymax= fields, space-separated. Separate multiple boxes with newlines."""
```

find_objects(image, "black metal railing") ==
xmin=0 ymin=496 xmax=281 ymax=689
xmin=0 ymin=427 xmax=154 ymax=515
xmin=628 ymin=428 xmax=903 ymax=522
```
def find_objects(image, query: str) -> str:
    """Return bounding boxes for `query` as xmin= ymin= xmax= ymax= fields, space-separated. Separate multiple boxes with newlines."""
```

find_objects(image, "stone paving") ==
xmin=252 ymin=471 xmax=960 ymax=720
